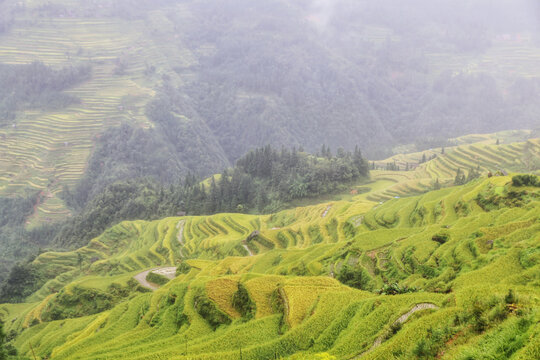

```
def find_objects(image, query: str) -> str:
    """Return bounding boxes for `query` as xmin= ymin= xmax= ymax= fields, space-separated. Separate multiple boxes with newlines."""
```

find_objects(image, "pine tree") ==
xmin=320 ymin=144 xmax=327 ymax=158
xmin=466 ymin=167 xmax=480 ymax=182
xmin=496 ymin=138 xmax=500 ymax=145
xmin=454 ymin=168 xmax=466 ymax=185
xmin=441 ymin=147 xmax=445 ymax=154
xmin=421 ymin=153 xmax=427 ymax=163
xmin=434 ymin=178 xmax=441 ymax=190
xmin=204 ymin=178 xmax=218 ymax=214
xmin=326 ymin=146 xmax=332 ymax=158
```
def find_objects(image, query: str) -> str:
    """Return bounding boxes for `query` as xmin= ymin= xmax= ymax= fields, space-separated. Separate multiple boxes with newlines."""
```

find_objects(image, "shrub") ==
xmin=177 ymin=262 xmax=191 ymax=275
xmin=272 ymin=254 xmax=282 ymax=266
xmin=336 ymin=264 xmax=373 ymax=290
xmin=432 ymin=231 xmax=450 ymax=244
xmin=270 ymin=288 xmax=288 ymax=334
xmin=412 ymin=338 xmax=430 ymax=358
xmin=454 ymin=200 xmax=470 ymax=216
xmin=377 ymin=283 xmax=417 ymax=295
xmin=41 ymin=286 xmax=115 ymax=321
xmin=290 ymin=261 xmax=309 ymax=276
xmin=146 ymin=272 xmax=169 ymax=286
xmin=0 ymin=320 xmax=6 ymax=360
xmin=412 ymin=326 xmax=453 ymax=359
xmin=505 ymin=289 xmax=516 ymax=304
xmin=232 ymin=283 xmax=256 ymax=320
xmin=107 ymin=282 xmax=132 ymax=298
xmin=488 ymin=303 xmax=508 ymax=322
xmin=512 ymin=175 xmax=539 ymax=187
xmin=471 ymin=301 xmax=488 ymax=333
xmin=193 ymin=288 xmax=231 ymax=330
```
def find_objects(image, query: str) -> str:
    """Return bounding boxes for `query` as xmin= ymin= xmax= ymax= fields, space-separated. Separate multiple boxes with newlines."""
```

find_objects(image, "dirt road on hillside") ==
xmin=134 ymin=267 xmax=177 ymax=291
xmin=352 ymin=303 xmax=439 ymax=359
xmin=242 ymin=244 xmax=254 ymax=256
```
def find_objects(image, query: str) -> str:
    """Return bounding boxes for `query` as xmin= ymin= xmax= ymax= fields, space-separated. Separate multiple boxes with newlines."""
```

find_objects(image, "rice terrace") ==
xmin=0 ymin=0 xmax=539 ymax=359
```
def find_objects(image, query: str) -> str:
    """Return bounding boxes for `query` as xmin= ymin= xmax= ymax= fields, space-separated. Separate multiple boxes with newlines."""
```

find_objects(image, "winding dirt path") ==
xmin=242 ymin=244 xmax=254 ymax=257
xmin=352 ymin=303 xmax=439 ymax=359
xmin=134 ymin=267 xmax=177 ymax=291
xmin=322 ymin=205 xmax=332 ymax=218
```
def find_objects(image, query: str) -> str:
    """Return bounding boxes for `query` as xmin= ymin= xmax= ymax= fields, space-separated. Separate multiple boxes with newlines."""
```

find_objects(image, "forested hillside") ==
xmin=51 ymin=145 xmax=368 ymax=251
xmin=0 ymin=2 xmax=539 ymax=357
xmin=1 ymin=0 xmax=539 ymax=223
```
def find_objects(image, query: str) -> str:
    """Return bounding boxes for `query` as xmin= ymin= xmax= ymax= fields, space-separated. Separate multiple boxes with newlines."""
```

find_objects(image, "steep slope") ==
xmin=1 ymin=0 xmax=540 ymax=224
xmin=1 ymin=175 xmax=538 ymax=359
xmin=0 ymin=2 xmax=230 ymax=222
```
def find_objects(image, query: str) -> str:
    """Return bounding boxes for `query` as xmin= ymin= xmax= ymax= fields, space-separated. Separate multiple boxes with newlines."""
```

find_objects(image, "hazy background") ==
xmin=0 ymin=0 xmax=539 ymax=281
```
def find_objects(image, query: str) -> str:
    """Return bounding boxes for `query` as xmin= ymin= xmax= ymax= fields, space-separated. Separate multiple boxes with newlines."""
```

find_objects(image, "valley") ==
xmin=0 ymin=159 xmax=538 ymax=358
xmin=0 ymin=1 xmax=539 ymax=359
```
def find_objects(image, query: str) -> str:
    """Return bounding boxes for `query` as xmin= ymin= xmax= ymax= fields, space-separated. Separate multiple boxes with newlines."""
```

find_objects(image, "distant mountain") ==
xmin=0 ymin=0 xmax=539 ymax=234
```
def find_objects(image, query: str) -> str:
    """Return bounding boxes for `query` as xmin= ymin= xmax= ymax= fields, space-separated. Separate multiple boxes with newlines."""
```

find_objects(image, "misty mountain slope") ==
xmin=177 ymin=0 xmax=540 ymax=157
xmin=0 ymin=0 xmax=539 ymax=224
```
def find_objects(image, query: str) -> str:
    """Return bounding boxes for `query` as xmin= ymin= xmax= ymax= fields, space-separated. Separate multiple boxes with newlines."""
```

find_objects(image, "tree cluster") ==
xmin=55 ymin=144 xmax=369 ymax=249
xmin=209 ymin=144 xmax=369 ymax=213
xmin=0 ymin=193 xmax=52 ymax=285
xmin=0 ymin=263 xmax=45 ymax=303
xmin=0 ymin=62 xmax=91 ymax=125
xmin=454 ymin=167 xmax=481 ymax=185
xmin=65 ymin=123 xmax=186 ymax=209
xmin=512 ymin=174 xmax=539 ymax=187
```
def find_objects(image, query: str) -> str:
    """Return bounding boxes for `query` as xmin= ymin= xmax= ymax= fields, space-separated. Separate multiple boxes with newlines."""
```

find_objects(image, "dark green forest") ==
xmin=0 ymin=319 xmax=5 ymax=360
xmin=176 ymin=0 xmax=540 ymax=159
xmin=0 ymin=193 xmax=56 ymax=284
xmin=0 ymin=62 xmax=91 ymax=125
xmin=68 ymin=123 xmax=186 ymax=209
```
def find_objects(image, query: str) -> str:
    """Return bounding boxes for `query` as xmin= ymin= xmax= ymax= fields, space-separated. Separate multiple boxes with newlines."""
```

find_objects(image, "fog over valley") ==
xmin=0 ymin=1 xmax=539 ymax=359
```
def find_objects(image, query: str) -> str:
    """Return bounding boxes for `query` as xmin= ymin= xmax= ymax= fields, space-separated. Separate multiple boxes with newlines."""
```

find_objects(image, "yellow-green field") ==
xmin=368 ymin=132 xmax=540 ymax=202
xmin=0 ymin=4 xmax=539 ymax=358
xmin=1 ymin=174 xmax=538 ymax=359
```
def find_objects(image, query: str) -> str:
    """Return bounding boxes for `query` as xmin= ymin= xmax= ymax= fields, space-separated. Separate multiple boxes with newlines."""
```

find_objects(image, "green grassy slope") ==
xmin=1 ymin=174 xmax=538 ymax=359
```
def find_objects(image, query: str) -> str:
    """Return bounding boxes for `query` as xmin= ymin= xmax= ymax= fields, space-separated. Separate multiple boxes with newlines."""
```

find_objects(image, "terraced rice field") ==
xmin=2 ymin=175 xmax=539 ymax=359
xmin=0 ymin=11 xmax=197 ymax=224
xmin=427 ymin=38 xmax=540 ymax=78
xmin=368 ymin=134 xmax=540 ymax=202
